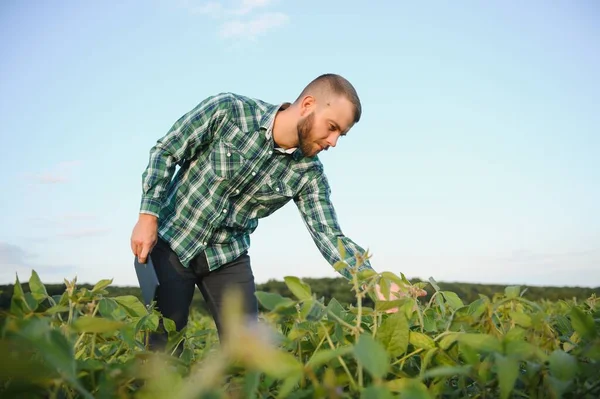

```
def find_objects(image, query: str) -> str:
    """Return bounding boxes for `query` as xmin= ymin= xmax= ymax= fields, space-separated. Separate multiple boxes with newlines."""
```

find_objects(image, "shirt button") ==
xmin=252 ymin=172 xmax=256 ymax=176
xmin=222 ymin=209 xmax=227 ymax=213
xmin=227 ymin=152 xmax=231 ymax=157
xmin=235 ymin=189 xmax=240 ymax=194
xmin=276 ymin=187 xmax=280 ymax=192
xmin=203 ymin=242 xmax=207 ymax=246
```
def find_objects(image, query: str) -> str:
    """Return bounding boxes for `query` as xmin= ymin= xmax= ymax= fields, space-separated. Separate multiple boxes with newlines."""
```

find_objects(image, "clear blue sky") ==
xmin=1 ymin=0 xmax=599 ymax=288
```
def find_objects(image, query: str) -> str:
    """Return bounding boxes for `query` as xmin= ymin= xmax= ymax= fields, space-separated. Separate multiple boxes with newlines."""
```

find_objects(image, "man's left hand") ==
xmin=374 ymin=281 xmax=427 ymax=313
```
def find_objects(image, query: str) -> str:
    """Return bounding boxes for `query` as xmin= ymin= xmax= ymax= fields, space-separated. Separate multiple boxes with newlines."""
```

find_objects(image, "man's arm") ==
xmin=132 ymin=93 xmax=229 ymax=262
xmin=293 ymin=167 xmax=374 ymax=280
xmin=140 ymin=93 xmax=229 ymax=216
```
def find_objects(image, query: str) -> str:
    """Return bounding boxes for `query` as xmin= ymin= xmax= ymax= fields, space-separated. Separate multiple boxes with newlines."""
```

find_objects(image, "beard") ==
xmin=296 ymin=112 xmax=318 ymax=157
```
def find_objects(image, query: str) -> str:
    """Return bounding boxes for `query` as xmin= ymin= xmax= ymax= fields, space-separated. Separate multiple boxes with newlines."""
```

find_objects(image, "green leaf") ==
xmin=549 ymin=349 xmax=578 ymax=381
xmin=376 ymin=312 xmax=409 ymax=357
xmin=114 ymin=295 xmax=148 ymax=317
xmin=439 ymin=333 xmax=460 ymax=350
xmin=375 ymin=299 xmax=407 ymax=312
xmin=276 ymin=375 xmax=302 ymax=399
xmin=283 ymin=276 xmax=312 ymax=301
xmin=422 ymin=310 xmax=436 ymax=332
xmin=163 ymin=317 xmax=176 ymax=333
xmin=29 ymin=270 xmax=48 ymax=302
xmin=337 ymin=237 xmax=346 ymax=260
xmin=509 ymin=311 xmax=532 ymax=328
xmin=400 ymin=272 xmax=412 ymax=286
xmin=136 ymin=313 xmax=160 ymax=332
xmin=435 ymin=293 xmax=446 ymax=317
xmin=421 ymin=348 xmax=438 ymax=373
xmin=354 ymin=333 xmax=389 ymax=379
xmin=457 ymin=333 xmax=501 ymax=353
xmin=98 ymin=298 xmax=128 ymax=321
xmin=357 ymin=268 xmax=377 ymax=281
xmin=333 ymin=260 xmax=347 ymax=272
xmin=547 ymin=376 xmax=572 ymax=399
xmin=459 ymin=343 xmax=479 ymax=365
xmin=505 ymin=340 xmax=545 ymax=362
xmin=428 ymin=277 xmax=441 ymax=292
xmin=44 ymin=305 xmax=70 ymax=315
xmin=72 ymin=316 xmax=125 ymax=333
xmin=326 ymin=297 xmax=353 ymax=324
xmin=10 ymin=274 xmax=30 ymax=315
xmin=385 ymin=378 xmax=432 ymax=398
xmin=409 ymin=331 xmax=436 ymax=350
xmin=441 ymin=291 xmax=464 ymax=310
xmin=24 ymin=292 xmax=39 ymax=312
xmin=242 ymin=370 xmax=261 ymax=399
xmin=420 ymin=365 xmax=471 ymax=380
xmin=300 ymin=299 xmax=326 ymax=322
xmin=467 ymin=297 xmax=489 ymax=319
xmin=495 ymin=354 xmax=519 ymax=399
xmin=255 ymin=291 xmax=296 ymax=311
xmin=91 ymin=278 xmax=113 ymax=293
xmin=306 ymin=346 xmax=352 ymax=368
xmin=247 ymin=346 xmax=303 ymax=380
xmin=14 ymin=322 xmax=82 ymax=395
xmin=0 ymin=338 xmax=55 ymax=383
xmin=361 ymin=386 xmax=394 ymax=399
xmin=379 ymin=277 xmax=391 ymax=300
xmin=554 ymin=315 xmax=573 ymax=336
xmin=570 ymin=306 xmax=596 ymax=340
xmin=381 ymin=272 xmax=405 ymax=287
xmin=504 ymin=286 xmax=521 ymax=299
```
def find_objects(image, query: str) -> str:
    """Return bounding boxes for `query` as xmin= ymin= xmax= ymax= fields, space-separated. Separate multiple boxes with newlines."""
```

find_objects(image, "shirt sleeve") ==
xmin=293 ymin=167 xmax=375 ymax=280
xmin=139 ymin=93 xmax=229 ymax=217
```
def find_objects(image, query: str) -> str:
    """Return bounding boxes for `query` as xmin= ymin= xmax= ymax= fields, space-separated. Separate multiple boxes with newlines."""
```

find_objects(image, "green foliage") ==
xmin=1 ymin=268 xmax=599 ymax=398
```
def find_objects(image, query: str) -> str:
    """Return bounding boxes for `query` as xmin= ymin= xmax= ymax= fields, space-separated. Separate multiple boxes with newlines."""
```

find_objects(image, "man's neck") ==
xmin=272 ymin=103 xmax=298 ymax=150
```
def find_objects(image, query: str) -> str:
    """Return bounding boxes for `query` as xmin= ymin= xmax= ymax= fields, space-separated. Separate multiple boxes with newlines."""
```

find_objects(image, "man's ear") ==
xmin=299 ymin=95 xmax=316 ymax=116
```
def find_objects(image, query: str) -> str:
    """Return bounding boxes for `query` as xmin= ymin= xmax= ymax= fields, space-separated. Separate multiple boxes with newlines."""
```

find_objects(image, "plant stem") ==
xmin=352 ymin=270 xmax=364 ymax=388
xmin=372 ymin=313 xmax=379 ymax=337
xmin=358 ymin=363 xmax=363 ymax=388
xmin=321 ymin=322 xmax=357 ymax=391
xmin=320 ymin=304 xmax=362 ymax=333
xmin=391 ymin=348 xmax=424 ymax=367
xmin=305 ymin=328 xmax=328 ymax=365
xmin=90 ymin=333 xmax=96 ymax=358
xmin=74 ymin=331 xmax=86 ymax=352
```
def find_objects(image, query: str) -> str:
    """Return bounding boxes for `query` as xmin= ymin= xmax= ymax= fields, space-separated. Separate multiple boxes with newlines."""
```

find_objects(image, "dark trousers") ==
xmin=148 ymin=237 xmax=258 ymax=351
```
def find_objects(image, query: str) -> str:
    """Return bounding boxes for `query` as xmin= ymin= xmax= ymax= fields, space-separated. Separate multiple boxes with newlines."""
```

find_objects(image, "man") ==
xmin=130 ymin=73 xmax=412 ymax=349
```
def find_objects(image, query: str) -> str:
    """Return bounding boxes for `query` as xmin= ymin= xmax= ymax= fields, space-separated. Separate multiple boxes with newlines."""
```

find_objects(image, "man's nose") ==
xmin=327 ymin=133 xmax=339 ymax=148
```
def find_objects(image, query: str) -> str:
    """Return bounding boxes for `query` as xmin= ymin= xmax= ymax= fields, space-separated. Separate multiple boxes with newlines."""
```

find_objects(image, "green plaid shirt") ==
xmin=139 ymin=92 xmax=373 ymax=279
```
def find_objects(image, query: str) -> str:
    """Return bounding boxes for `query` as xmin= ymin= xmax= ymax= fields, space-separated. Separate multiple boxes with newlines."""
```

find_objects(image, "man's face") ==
xmin=297 ymin=95 xmax=355 ymax=157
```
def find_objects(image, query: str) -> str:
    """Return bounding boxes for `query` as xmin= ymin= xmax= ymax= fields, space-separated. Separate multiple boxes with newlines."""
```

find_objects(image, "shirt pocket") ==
xmin=209 ymin=139 xmax=246 ymax=180
xmin=252 ymin=177 xmax=296 ymax=205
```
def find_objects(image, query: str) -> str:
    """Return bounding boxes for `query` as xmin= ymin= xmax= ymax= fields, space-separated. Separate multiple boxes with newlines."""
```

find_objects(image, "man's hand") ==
xmin=130 ymin=213 xmax=158 ymax=263
xmin=375 ymin=281 xmax=427 ymax=314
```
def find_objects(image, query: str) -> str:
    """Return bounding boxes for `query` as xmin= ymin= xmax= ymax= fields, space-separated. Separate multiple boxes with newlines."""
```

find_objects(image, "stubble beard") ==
xmin=297 ymin=112 xmax=318 ymax=157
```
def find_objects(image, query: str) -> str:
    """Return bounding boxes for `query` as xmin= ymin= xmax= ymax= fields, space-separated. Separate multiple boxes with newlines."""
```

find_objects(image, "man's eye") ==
xmin=329 ymin=125 xmax=336 ymax=131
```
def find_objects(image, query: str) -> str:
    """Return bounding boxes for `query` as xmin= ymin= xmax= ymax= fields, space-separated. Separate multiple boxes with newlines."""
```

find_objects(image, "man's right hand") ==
xmin=130 ymin=213 xmax=158 ymax=263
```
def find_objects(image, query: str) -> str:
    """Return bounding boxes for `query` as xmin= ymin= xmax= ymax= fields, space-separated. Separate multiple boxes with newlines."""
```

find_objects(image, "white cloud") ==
xmin=233 ymin=0 xmax=274 ymax=15
xmin=29 ymin=212 xmax=96 ymax=228
xmin=219 ymin=12 xmax=289 ymax=39
xmin=183 ymin=0 xmax=288 ymax=40
xmin=27 ymin=213 xmax=109 ymax=240
xmin=0 ymin=241 xmax=76 ymax=284
xmin=58 ymin=228 xmax=112 ymax=239
xmin=189 ymin=1 xmax=224 ymax=17
xmin=23 ymin=160 xmax=82 ymax=185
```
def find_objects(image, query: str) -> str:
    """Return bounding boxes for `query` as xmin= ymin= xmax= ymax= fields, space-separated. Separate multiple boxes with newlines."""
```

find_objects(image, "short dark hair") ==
xmin=296 ymin=73 xmax=362 ymax=123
